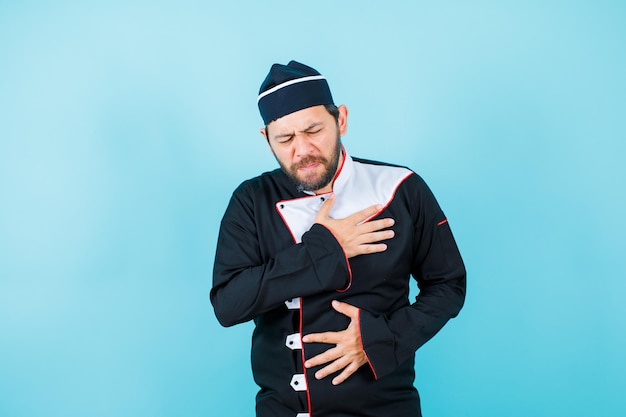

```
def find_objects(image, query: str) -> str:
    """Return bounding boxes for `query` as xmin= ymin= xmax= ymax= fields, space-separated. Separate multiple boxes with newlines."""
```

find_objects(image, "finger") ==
xmin=353 ymin=243 xmax=388 ymax=256
xmin=331 ymin=300 xmax=360 ymax=319
xmin=314 ymin=193 xmax=336 ymax=221
xmin=359 ymin=217 xmax=395 ymax=233
xmin=331 ymin=361 xmax=362 ymax=385
xmin=304 ymin=347 xmax=341 ymax=369
xmin=349 ymin=204 xmax=383 ymax=224
xmin=356 ymin=229 xmax=395 ymax=245
xmin=302 ymin=331 xmax=341 ymax=344
xmin=314 ymin=356 xmax=351 ymax=380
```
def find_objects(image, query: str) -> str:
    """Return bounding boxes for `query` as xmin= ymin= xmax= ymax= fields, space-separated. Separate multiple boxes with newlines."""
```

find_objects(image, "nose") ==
xmin=292 ymin=134 xmax=315 ymax=158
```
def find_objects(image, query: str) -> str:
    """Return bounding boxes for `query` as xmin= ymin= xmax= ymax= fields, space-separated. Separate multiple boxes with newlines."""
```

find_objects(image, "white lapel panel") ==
xmin=275 ymin=155 xmax=413 ymax=244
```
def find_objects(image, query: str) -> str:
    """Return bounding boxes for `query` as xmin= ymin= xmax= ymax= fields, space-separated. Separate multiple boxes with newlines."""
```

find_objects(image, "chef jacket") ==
xmin=211 ymin=151 xmax=466 ymax=417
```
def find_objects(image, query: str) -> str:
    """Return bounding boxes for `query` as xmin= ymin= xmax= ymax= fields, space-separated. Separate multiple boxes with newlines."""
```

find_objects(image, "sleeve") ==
xmin=211 ymin=183 xmax=351 ymax=327
xmin=358 ymin=174 xmax=467 ymax=379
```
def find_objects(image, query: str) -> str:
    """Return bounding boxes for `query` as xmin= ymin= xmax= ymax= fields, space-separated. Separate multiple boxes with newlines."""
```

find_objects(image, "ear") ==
xmin=260 ymin=127 xmax=274 ymax=153
xmin=337 ymin=105 xmax=349 ymax=137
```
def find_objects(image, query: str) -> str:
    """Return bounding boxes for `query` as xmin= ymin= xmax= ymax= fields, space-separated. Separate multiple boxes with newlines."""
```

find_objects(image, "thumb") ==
xmin=315 ymin=193 xmax=336 ymax=221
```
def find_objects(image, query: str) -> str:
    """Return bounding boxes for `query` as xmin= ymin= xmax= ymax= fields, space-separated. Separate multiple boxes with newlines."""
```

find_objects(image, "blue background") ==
xmin=1 ymin=1 xmax=625 ymax=416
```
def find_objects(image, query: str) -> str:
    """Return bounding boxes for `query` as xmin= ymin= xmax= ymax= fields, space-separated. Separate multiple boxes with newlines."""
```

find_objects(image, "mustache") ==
xmin=293 ymin=155 xmax=328 ymax=170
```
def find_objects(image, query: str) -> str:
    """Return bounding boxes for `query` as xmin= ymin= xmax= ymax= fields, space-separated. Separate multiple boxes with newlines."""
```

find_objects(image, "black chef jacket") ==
xmin=211 ymin=151 xmax=466 ymax=417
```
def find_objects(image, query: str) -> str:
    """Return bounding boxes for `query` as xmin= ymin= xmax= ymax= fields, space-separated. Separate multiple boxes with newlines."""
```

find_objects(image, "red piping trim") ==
xmin=299 ymin=299 xmax=312 ymax=415
xmin=437 ymin=219 xmax=448 ymax=227
xmin=275 ymin=203 xmax=298 ymax=243
xmin=336 ymin=254 xmax=352 ymax=293
xmin=328 ymin=146 xmax=347 ymax=188
xmin=357 ymin=308 xmax=378 ymax=380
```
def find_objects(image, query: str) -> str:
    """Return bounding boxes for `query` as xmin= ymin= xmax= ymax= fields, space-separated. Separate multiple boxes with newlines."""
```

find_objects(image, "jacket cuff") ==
xmin=358 ymin=309 xmax=397 ymax=379
xmin=302 ymin=223 xmax=351 ymax=292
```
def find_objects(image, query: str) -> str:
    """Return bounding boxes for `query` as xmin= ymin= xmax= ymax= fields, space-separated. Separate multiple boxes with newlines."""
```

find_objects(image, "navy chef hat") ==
xmin=257 ymin=60 xmax=335 ymax=125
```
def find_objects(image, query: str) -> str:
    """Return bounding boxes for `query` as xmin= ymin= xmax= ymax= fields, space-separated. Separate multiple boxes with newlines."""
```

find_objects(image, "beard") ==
xmin=278 ymin=133 xmax=342 ymax=193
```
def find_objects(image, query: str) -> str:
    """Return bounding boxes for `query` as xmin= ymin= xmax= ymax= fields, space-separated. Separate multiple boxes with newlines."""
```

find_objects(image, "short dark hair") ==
xmin=323 ymin=104 xmax=339 ymax=122
xmin=265 ymin=104 xmax=339 ymax=140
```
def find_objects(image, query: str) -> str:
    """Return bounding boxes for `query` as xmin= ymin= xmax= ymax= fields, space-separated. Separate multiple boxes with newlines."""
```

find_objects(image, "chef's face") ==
xmin=262 ymin=104 xmax=348 ymax=194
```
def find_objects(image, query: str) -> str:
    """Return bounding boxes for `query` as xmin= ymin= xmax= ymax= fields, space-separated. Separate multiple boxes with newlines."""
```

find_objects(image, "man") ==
xmin=211 ymin=60 xmax=466 ymax=417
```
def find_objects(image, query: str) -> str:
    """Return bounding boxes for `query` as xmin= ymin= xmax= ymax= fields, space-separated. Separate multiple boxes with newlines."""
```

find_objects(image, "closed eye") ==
xmin=304 ymin=123 xmax=324 ymax=135
xmin=274 ymin=134 xmax=294 ymax=144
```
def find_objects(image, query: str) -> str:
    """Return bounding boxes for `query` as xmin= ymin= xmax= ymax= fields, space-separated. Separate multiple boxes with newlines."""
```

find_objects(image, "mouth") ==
xmin=297 ymin=162 xmax=321 ymax=172
xmin=294 ymin=157 xmax=325 ymax=172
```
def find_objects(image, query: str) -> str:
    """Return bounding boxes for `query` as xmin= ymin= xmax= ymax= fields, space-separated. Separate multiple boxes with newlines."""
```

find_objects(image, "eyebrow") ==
xmin=273 ymin=122 xmax=324 ymax=140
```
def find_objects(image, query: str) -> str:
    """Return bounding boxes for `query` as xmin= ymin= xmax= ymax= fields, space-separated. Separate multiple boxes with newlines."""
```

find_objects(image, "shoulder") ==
xmin=351 ymin=156 xmax=410 ymax=170
xmin=350 ymin=156 xmax=440 ymax=207
xmin=227 ymin=167 xmax=301 ymax=214
xmin=351 ymin=156 xmax=431 ymax=188
xmin=221 ymin=169 xmax=288 ymax=225
xmin=232 ymin=168 xmax=288 ymax=199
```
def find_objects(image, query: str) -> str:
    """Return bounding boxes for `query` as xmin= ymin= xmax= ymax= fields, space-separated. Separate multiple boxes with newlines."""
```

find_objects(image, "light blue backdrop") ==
xmin=1 ymin=1 xmax=625 ymax=416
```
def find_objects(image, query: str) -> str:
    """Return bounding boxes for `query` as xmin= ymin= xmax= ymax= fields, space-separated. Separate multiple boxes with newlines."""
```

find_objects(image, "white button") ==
xmin=285 ymin=333 xmax=302 ymax=350
xmin=285 ymin=298 xmax=300 ymax=309
xmin=290 ymin=374 xmax=307 ymax=391
xmin=296 ymin=414 xmax=310 ymax=417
